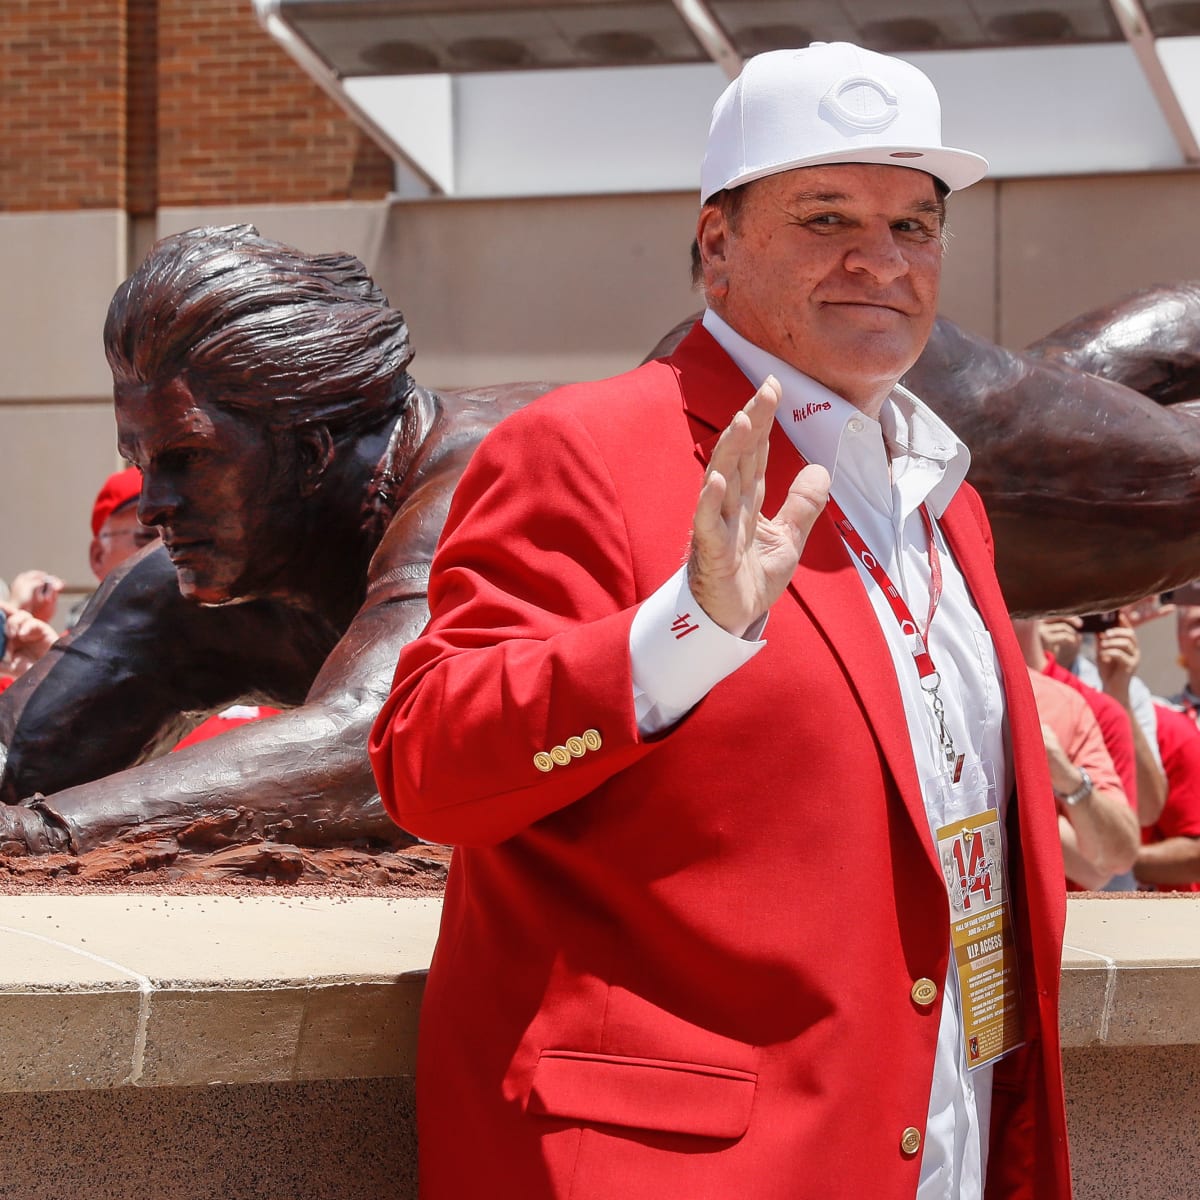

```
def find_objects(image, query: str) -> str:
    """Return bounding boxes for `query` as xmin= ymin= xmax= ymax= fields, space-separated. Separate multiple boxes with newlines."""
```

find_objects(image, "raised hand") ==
xmin=1038 ymin=616 xmax=1083 ymax=670
xmin=1095 ymin=615 xmax=1141 ymax=705
xmin=1 ymin=608 xmax=60 ymax=678
xmin=687 ymin=376 xmax=830 ymax=636
xmin=8 ymin=571 xmax=63 ymax=623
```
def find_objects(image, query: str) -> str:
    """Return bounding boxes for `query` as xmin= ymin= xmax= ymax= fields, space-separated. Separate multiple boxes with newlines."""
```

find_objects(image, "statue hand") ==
xmin=688 ymin=375 xmax=830 ymax=636
xmin=0 ymin=798 xmax=72 ymax=857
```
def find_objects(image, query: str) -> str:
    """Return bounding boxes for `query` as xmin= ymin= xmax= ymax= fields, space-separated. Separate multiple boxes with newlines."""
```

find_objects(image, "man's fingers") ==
xmin=774 ymin=463 xmax=831 ymax=549
xmin=706 ymin=376 xmax=780 ymax=524
xmin=693 ymin=469 xmax=730 ymax=543
xmin=745 ymin=375 xmax=781 ymax=452
xmin=744 ymin=375 xmax=781 ymax=433
xmin=709 ymin=378 xmax=779 ymax=476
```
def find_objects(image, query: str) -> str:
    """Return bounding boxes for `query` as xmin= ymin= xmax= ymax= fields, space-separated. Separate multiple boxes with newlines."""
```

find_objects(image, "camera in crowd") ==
xmin=1077 ymin=611 xmax=1119 ymax=634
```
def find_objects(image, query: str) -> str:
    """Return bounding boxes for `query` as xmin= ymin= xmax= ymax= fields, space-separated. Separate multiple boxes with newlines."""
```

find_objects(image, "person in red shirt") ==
xmin=1136 ymin=704 xmax=1200 ymax=892
xmin=1039 ymin=613 xmax=1166 ymax=828
xmin=1168 ymin=603 xmax=1200 ymax=728
xmin=1013 ymin=618 xmax=1139 ymax=889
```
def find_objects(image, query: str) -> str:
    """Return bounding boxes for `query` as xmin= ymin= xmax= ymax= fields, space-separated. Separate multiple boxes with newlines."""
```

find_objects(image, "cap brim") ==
xmin=707 ymin=144 xmax=989 ymax=202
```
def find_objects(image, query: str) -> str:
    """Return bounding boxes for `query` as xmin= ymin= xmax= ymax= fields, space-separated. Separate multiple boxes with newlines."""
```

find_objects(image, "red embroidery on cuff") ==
xmin=671 ymin=613 xmax=700 ymax=639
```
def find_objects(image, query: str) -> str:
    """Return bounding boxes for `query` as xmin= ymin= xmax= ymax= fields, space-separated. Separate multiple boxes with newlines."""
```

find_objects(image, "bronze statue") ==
xmin=0 ymin=225 xmax=551 ymax=878
xmin=0 ymin=224 xmax=1198 ymax=874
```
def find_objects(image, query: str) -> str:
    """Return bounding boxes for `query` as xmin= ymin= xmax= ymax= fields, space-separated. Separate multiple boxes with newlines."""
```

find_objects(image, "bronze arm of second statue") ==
xmin=906 ymin=294 xmax=1200 ymax=615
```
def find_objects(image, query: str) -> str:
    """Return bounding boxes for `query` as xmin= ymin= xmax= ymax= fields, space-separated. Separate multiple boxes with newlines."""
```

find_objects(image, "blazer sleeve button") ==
xmin=533 ymin=752 xmax=554 ymax=773
xmin=549 ymin=745 xmax=571 ymax=766
xmin=565 ymin=735 xmax=586 ymax=757
xmin=582 ymin=728 xmax=602 ymax=751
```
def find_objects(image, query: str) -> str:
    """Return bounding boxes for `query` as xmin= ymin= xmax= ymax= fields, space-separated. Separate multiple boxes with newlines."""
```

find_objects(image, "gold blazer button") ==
xmin=900 ymin=1127 xmax=922 ymax=1157
xmin=910 ymin=978 xmax=938 ymax=1007
xmin=565 ymin=735 xmax=586 ymax=757
xmin=533 ymin=752 xmax=554 ymax=773
xmin=549 ymin=745 xmax=571 ymax=766
xmin=582 ymin=728 xmax=602 ymax=751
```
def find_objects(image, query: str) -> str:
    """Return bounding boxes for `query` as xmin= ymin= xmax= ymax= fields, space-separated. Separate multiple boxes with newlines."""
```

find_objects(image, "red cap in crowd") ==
xmin=91 ymin=466 xmax=143 ymax=538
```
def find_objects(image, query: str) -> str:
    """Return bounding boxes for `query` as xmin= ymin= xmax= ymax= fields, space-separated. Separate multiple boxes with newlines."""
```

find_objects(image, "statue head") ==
xmin=104 ymin=224 xmax=414 ymax=436
xmin=103 ymin=225 xmax=415 ymax=606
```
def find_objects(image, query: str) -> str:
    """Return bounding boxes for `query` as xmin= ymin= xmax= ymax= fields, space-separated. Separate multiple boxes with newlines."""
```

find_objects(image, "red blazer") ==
xmin=370 ymin=326 xmax=1072 ymax=1200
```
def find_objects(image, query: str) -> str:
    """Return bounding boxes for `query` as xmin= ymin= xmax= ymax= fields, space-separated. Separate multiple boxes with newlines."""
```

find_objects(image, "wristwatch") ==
xmin=1055 ymin=766 xmax=1094 ymax=807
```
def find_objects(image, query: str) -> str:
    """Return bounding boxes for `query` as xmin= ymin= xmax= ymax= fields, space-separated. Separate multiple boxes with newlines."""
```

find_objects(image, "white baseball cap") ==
xmin=700 ymin=42 xmax=988 ymax=202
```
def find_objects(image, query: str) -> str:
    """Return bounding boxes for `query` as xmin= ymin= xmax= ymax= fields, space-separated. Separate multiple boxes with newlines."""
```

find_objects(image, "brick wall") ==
xmin=0 ymin=0 xmax=393 ymax=214
xmin=0 ymin=0 xmax=126 ymax=210
xmin=156 ymin=0 xmax=393 ymax=206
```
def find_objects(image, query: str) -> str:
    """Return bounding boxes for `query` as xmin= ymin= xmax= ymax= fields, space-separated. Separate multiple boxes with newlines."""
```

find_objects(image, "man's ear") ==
xmin=297 ymin=425 xmax=335 ymax=497
xmin=88 ymin=537 xmax=105 ymax=581
xmin=696 ymin=205 xmax=730 ymax=302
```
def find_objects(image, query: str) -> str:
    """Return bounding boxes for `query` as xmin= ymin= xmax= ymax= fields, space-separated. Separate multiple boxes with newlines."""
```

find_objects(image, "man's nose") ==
xmin=843 ymin=223 xmax=909 ymax=283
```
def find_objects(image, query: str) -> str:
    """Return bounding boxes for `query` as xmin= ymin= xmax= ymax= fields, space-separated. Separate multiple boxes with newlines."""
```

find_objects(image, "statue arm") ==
xmin=33 ymin=592 xmax=431 ymax=853
xmin=0 ymin=546 xmax=292 ymax=802
xmin=1026 ymin=282 xmax=1200 ymax=406
xmin=903 ymin=317 xmax=1200 ymax=615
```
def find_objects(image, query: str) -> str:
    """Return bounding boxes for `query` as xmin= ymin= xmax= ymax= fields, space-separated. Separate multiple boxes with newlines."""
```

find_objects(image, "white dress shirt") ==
xmin=629 ymin=309 xmax=1012 ymax=1200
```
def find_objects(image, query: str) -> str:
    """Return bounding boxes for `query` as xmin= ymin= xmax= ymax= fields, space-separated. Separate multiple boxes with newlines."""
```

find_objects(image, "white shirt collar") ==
xmin=700 ymin=308 xmax=971 ymax=518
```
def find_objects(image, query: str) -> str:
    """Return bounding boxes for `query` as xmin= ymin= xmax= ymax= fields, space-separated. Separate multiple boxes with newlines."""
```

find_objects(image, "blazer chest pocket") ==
xmin=527 ymin=1049 xmax=756 ymax=1140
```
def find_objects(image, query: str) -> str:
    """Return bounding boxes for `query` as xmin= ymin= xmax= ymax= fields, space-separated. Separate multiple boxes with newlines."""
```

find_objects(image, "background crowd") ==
xmin=1021 ymin=599 xmax=1200 ymax=892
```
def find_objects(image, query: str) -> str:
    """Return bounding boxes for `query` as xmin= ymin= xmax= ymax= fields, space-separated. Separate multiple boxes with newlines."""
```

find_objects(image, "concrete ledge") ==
xmin=1059 ymin=897 xmax=1200 ymax=1198
xmin=0 ymin=895 xmax=441 ymax=1091
xmin=0 ymin=893 xmax=1195 ymax=1198
xmin=1061 ymin=896 xmax=1200 ymax=1048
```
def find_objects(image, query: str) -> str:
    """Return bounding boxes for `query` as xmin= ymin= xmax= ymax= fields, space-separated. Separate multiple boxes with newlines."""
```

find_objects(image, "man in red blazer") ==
xmin=371 ymin=41 xmax=1072 ymax=1199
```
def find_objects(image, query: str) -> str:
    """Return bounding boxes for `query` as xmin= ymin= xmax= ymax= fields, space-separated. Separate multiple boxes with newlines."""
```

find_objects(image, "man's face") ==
xmin=115 ymin=377 xmax=305 ymax=606
xmin=91 ymin=502 xmax=160 ymax=581
xmin=697 ymin=163 xmax=944 ymax=415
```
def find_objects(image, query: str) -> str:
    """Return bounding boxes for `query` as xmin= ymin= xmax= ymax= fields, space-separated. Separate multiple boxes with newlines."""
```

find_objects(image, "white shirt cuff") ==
xmin=630 ymin=565 xmax=766 ymax=736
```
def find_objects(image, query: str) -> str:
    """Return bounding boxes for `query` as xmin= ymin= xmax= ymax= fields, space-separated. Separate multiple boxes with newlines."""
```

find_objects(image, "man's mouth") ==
xmin=824 ymin=298 xmax=909 ymax=315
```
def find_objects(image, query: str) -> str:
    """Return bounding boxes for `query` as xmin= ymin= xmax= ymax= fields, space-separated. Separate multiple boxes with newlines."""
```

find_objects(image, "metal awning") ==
xmin=253 ymin=0 xmax=1200 ymax=196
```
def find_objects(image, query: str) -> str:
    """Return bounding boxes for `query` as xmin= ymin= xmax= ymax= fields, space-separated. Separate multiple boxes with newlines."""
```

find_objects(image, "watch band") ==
xmin=1055 ymin=766 xmax=1093 ymax=807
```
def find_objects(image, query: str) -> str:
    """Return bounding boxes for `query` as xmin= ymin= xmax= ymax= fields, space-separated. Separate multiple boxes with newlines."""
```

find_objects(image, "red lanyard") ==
xmin=826 ymin=493 xmax=942 ymax=681
xmin=818 ymin=484 xmax=960 ymax=770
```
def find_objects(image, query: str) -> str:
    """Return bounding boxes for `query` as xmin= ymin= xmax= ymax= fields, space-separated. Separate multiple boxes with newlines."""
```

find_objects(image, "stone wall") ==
xmin=0 ymin=893 xmax=1192 ymax=1199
